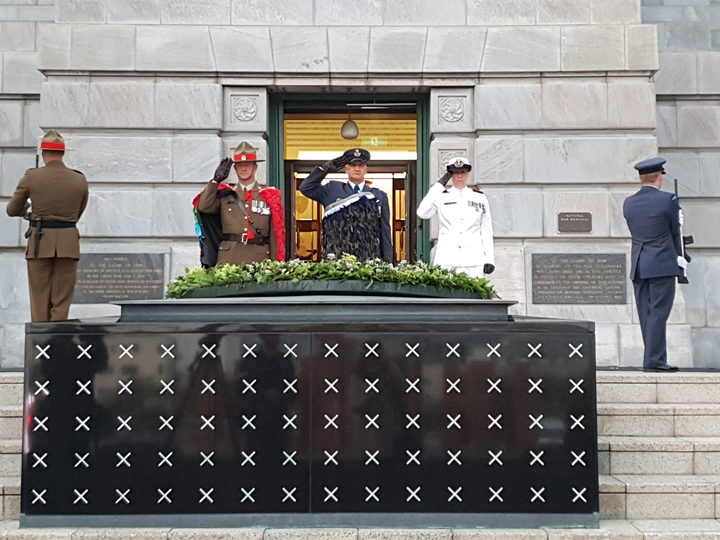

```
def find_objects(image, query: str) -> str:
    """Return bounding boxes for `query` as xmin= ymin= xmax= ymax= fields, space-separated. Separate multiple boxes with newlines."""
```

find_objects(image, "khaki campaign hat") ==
xmin=39 ymin=129 xmax=66 ymax=151
xmin=232 ymin=141 xmax=264 ymax=163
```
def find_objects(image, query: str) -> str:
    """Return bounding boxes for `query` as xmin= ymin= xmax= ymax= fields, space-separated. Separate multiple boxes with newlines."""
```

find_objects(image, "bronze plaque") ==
xmin=75 ymin=253 xmax=165 ymax=303
xmin=558 ymin=212 xmax=592 ymax=233
xmin=532 ymin=253 xmax=626 ymax=304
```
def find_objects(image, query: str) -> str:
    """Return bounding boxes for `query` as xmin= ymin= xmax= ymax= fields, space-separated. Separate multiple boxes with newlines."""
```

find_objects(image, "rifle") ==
xmin=674 ymin=178 xmax=693 ymax=285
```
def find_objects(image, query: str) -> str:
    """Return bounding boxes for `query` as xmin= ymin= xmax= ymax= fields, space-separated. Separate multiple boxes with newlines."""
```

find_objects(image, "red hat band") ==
xmin=40 ymin=141 xmax=65 ymax=151
xmin=234 ymin=153 xmax=257 ymax=162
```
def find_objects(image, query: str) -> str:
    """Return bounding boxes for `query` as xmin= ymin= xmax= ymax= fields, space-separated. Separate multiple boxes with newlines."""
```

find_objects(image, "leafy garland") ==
xmin=166 ymin=254 xmax=496 ymax=299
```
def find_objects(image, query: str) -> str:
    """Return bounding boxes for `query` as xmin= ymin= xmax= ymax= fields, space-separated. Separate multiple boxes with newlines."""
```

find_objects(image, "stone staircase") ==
xmin=4 ymin=370 xmax=720 ymax=537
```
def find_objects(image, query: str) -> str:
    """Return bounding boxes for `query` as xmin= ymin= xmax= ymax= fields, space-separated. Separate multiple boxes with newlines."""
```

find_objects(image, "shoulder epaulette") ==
xmin=472 ymin=187 xmax=484 ymax=194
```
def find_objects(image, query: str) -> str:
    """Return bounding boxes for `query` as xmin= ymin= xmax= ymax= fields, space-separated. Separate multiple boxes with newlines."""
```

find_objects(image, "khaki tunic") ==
xmin=197 ymin=181 xmax=277 ymax=265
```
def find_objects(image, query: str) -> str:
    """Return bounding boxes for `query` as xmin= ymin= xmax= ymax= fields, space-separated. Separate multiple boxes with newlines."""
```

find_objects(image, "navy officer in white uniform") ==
xmin=417 ymin=157 xmax=495 ymax=278
xmin=623 ymin=157 xmax=686 ymax=371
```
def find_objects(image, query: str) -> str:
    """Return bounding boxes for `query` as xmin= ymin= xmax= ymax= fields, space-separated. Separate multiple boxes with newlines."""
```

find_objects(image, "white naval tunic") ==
xmin=417 ymin=183 xmax=495 ymax=277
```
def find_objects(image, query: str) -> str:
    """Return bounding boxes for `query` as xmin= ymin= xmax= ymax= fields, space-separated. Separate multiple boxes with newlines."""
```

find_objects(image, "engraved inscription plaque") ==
xmin=532 ymin=253 xmax=626 ymax=304
xmin=75 ymin=253 xmax=165 ymax=303
xmin=558 ymin=212 xmax=592 ymax=233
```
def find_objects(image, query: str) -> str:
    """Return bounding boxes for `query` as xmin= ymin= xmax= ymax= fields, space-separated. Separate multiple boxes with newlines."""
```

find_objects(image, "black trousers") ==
xmin=632 ymin=276 xmax=675 ymax=368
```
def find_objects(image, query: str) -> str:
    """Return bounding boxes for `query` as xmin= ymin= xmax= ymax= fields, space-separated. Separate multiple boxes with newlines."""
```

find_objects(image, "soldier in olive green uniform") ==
xmin=197 ymin=141 xmax=285 ymax=264
xmin=6 ymin=130 xmax=89 ymax=322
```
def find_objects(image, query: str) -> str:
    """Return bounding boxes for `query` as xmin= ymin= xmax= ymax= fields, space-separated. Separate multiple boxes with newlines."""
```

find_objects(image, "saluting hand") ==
xmin=213 ymin=157 xmax=233 ymax=183
xmin=437 ymin=171 xmax=453 ymax=186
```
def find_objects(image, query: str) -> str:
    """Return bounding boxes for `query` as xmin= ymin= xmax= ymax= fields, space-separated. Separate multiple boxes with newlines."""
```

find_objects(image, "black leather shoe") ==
xmin=644 ymin=364 xmax=679 ymax=372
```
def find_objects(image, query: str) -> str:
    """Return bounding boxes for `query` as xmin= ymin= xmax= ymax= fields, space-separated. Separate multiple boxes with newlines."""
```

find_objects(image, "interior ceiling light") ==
xmin=341 ymin=109 xmax=359 ymax=140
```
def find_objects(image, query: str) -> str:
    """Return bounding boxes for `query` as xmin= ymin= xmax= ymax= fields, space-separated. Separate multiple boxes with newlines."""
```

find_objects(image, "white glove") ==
xmin=679 ymin=209 xmax=684 ymax=227
xmin=677 ymin=255 xmax=688 ymax=270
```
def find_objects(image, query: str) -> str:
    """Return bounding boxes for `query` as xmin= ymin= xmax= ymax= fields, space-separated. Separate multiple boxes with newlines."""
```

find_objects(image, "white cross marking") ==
xmin=118 ymin=379 xmax=133 ymax=395
xmin=241 ymin=451 xmax=256 ymax=467
xmin=282 ymin=451 xmax=297 ymax=466
xmin=569 ymin=343 xmax=584 ymax=358
xmin=323 ymin=486 xmax=339 ymax=502
xmin=445 ymin=343 xmax=460 ymax=358
xmin=530 ymin=450 xmax=545 ymax=466
xmin=242 ymin=379 xmax=257 ymax=394
xmin=405 ymin=450 xmax=421 ymax=466
xmin=571 ymin=415 xmax=585 ymax=430
xmin=488 ymin=450 xmax=503 ymax=466
xmin=571 ymin=451 xmax=587 ymax=467
xmin=324 ymin=414 xmax=339 ymax=429
xmin=76 ymin=415 xmax=90 ymax=432
xmin=201 ymin=343 xmax=217 ymax=359
xmin=324 ymin=450 xmax=339 ymax=466
xmin=115 ymin=489 xmax=130 ymax=504
xmin=405 ymin=414 xmax=420 ymax=429
xmin=35 ymin=344 xmax=50 ymax=360
xmin=116 ymin=452 xmax=131 ymax=468
xmin=569 ymin=379 xmax=584 ymax=394
xmin=364 ymin=342 xmax=380 ymax=358
xmin=446 ymin=413 xmax=462 ymax=429
xmin=528 ymin=378 xmax=543 ymax=394
xmin=488 ymin=414 xmax=503 ymax=430
xmin=365 ymin=486 xmax=380 ymax=502
xmin=74 ymin=452 xmax=89 ymax=468
xmin=157 ymin=488 xmax=172 ymax=504
xmin=572 ymin=487 xmax=587 ymax=503
xmin=446 ymin=378 xmax=461 ymax=393
xmin=160 ymin=344 xmax=175 ymax=359
xmin=34 ymin=380 xmax=50 ymax=396
xmin=73 ymin=489 xmax=89 ymax=505
xmin=117 ymin=416 xmax=132 ymax=431
xmin=529 ymin=414 xmax=544 ymax=430
xmin=34 ymin=416 xmax=48 ymax=432
xmin=487 ymin=378 xmax=501 ymax=393
xmin=201 ymin=379 xmax=216 ymax=395
xmin=283 ymin=343 xmax=298 ymax=358
xmin=282 ymin=487 xmax=297 ymax=503
xmin=283 ymin=378 xmax=298 ymax=394
xmin=405 ymin=342 xmax=420 ymax=357
xmin=447 ymin=450 xmax=462 ymax=466
xmin=324 ymin=343 xmax=339 ymax=358
xmin=489 ymin=486 xmax=504 ymax=503
xmin=364 ymin=378 xmax=379 ymax=394
xmin=406 ymin=486 xmax=421 ymax=502
xmin=365 ymin=414 xmax=380 ymax=429
xmin=447 ymin=486 xmax=463 ymax=503
xmin=157 ymin=452 xmax=173 ymax=468
xmin=76 ymin=344 xmax=92 ymax=359
xmin=200 ymin=451 xmax=214 ymax=467
xmin=365 ymin=450 xmax=380 ymax=466
xmin=76 ymin=379 xmax=91 ymax=395
xmin=158 ymin=415 xmax=174 ymax=431
xmin=405 ymin=378 xmax=420 ymax=393
xmin=486 ymin=343 xmax=501 ymax=358
xmin=241 ymin=415 xmax=256 ymax=430
xmin=159 ymin=379 xmax=175 ymax=395
xmin=118 ymin=344 xmax=134 ymax=359
xmin=530 ymin=487 xmax=546 ymax=503
xmin=527 ymin=343 xmax=543 ymax=358
xmin=242 ymin=344 xmax=257 ymax=358
xmin=32 ymin=452 xmax=48 ymax=468
xmin=240 ymin=487 xmax=256 ymax=503
xmin=283 ymin=414 xmax=298 ymax=430
xmin=201 ymin=415 xmax=216 ymax=431
xmin=31 ymin=489 xmax=47 ymax=505
xmin=324 ymin=378 xmax=339 ymax=394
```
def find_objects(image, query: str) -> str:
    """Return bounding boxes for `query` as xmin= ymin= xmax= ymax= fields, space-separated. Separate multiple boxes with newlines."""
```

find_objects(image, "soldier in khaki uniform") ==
xmin=6 ymin=130 xmax=89 ymax=322
xmin=197 ymin=141 xmax=285 ymax=264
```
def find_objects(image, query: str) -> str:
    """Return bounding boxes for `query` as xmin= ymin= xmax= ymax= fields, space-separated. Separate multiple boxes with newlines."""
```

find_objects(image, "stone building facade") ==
xmin=0 ymin=0 xmax=717 ymax=369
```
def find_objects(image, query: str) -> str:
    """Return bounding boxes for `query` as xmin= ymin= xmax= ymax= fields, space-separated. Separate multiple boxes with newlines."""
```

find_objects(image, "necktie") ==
xmin=354 ymin=184 xmax=360 ymax=193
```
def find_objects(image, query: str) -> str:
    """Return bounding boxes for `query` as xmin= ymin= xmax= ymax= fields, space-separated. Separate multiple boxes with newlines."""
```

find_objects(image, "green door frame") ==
xmin=267 ymin=92 xmax=431 ymax=262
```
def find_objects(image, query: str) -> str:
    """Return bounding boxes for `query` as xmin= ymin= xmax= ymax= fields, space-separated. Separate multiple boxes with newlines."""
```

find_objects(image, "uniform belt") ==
xmin=223 ymin=233 xmax=269 ymax=245
xmin=30 ymin=220 xmax=76 ymax=229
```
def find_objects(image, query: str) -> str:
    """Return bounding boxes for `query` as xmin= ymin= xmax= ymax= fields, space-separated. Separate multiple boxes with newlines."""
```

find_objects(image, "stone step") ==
xmin=597 ymin=371 xmax=720 ymax=405
xmin=598 ymin=403 xmax=720 ymax=437
xmin=0 ymin=373 xmax=23 ymax=409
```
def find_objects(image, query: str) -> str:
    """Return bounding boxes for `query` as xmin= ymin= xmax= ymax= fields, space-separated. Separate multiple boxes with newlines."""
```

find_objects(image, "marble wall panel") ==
xmin=656 ymin=21 xmax=711 ymax=53
xmin=0 ymin=202 xmax=21 ymax=248
xmin=656 ymin=103 xmax=678 ymax=147
xmin=680 ymin=254 xmax=708 ymax=328
xmin=430 ymin=88 xmax=474 ymax=133
xmin=327 ymin=27 xmax=370 ymax=73
xmin=607 ymin=80 xmax=656 ymax=129
xmin=466 ymin=0 xmax=536 ymax=25
xmin=155 ymin=82 xmax=222 ymax=129
xmin=619 ymin=324 xmax=693 ymax=368
xmin=0 ymin=150 xmax=34 ymax=197
xmin=490 ymin=240 xmax=527 ymax=304
xmin=37 ymin=23 xmax=71 ymax=71
xmin=70 ymin=24 xmax=135 ymax=71
xmin=697 ymin=52 xmax=720 ymax=94
xmin=654 ymin=52 xmax=698 ymax=95
xmin=481 ymin=27 xmax=561 ymax=72
xmin=384 ymin=0 xmax=465 ymax=25
xmin=0 ymin=101 xmax=23 ymax=146
xmin=527 ymin=304 xmax=634 ymax=324
xmin=659 ymin=151 xmax=702 ymax=196
xmin=423 ymin=27 xmax=486 ymax=72
xmin=136 ymin=26 xmax=215 ymax=71
xmin=23 ymin=100 xmax=41 ymax=147
xmin=595 ymin=323 xmax=620 ymax=367
xmin=2 ymin=52 xmax=44 ymax=94
xmin=56 ymin=0 xmax=106 ymax=23
xmin=0 ymin=21 xmax=36 ymax=50
xmin=230 ymin=0 xmax=313 ymax=25
xmin=41 ymin=79 xmax=90 ymax=128
xmin=475 ymin=82 xmax=542 ymax=129
xmin=473 ymin=136 xmax=524 ymax=183
xmin=172 ymin=135 xmax=221 ymax=183
xmin=170 ymin=241 xmax=203 ymax=278
xmin=590 ymin=0 xmax=641 ymax=24
xmin=0 ymin=324 xmax=25 ymax=370
xmin=18 ymin=5 xmax=55 ymax=21
xmin=681 ymin=201 xmax=720 ymax=248
xmin=107 ymin=0 xmax=161 ymax=24
xmin=64 ymin=136 xmax=173 ymax=182
xmin=429 ymin=136 xmax=474 ymax=179
xmin=271 ymin=27 xmax=329 ymax=73
xmin=693 ymin=328 xmax=720 ymax=369
xmin=702 ymin=256 xmax=720 ymax=327
xmin=223 ymin=86 xmax=267 ymax=133
xmin=542 ymin=189 xmax=610 ymax=237
xmin=484 ymin=188 xmax=543 ymax=237
xmin=677 ymin=103 xmax=720 ymax=147
xmin=698 ymin=153 xmax=720 ymax=196
xmin=626 ymin=25 xmax=659 ymax=71
xmin=561 ymin=26 xmax=625 ymax=71
xmin=86 ymin=81 xmax=155 ymax=128
xmin=541 ymin=79 xmax=607 ymax=129
xmin=608 ymin=190 xmax=634 ymax=238
xmin=160 ymin=0 xmax=230 ymax=24
xmin=211 ymin=27 xmax=273 ymax=72
xmin=368 ymin=28 xmax=426 ymax=72
xmin=538 ymin=0 xmax=590 ymax=23
xmin=77 ymin=188 xmax=154 ymax=237
xmin=0 ymin=252 xmax=29 ymax=313
xmin=315 ymin=0 xmax=384 ymax=25
xmin=151 ymin=187 xmax=198 ymax=237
